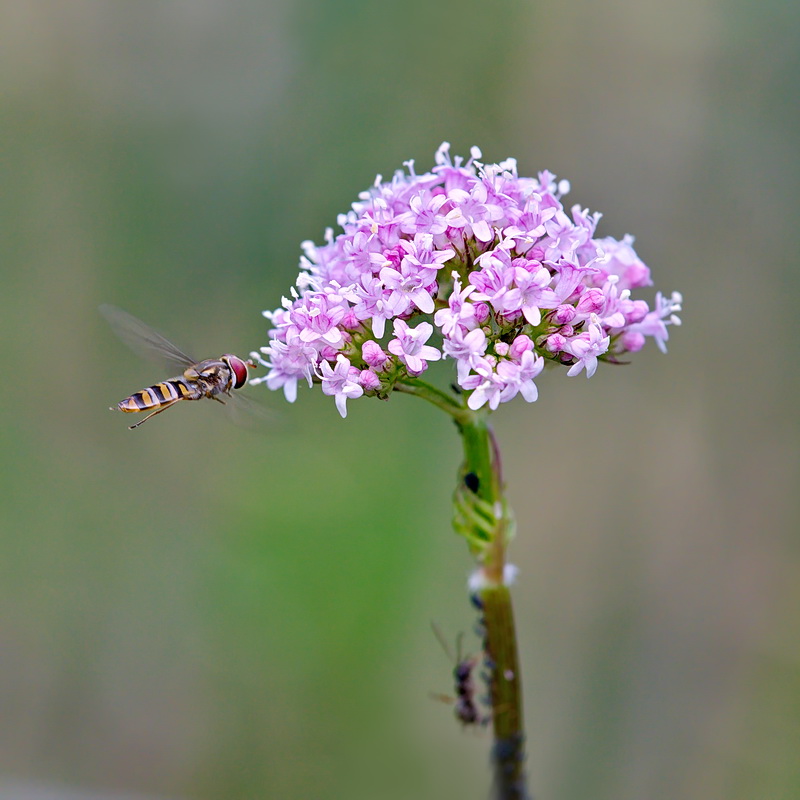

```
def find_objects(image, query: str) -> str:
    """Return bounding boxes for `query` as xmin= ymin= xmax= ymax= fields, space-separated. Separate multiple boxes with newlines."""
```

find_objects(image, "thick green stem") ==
xmin=457 ymin=414 xmax=529 ymax=800
xmin=394 ymin=384 xmax=528 ymax=797
xmin=483 ymin=586 xmax=527 ymax=800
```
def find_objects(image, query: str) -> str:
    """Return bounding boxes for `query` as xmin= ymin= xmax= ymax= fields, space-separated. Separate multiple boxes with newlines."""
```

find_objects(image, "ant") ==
xmin=431 ymin=623 xmax=491 ymax=727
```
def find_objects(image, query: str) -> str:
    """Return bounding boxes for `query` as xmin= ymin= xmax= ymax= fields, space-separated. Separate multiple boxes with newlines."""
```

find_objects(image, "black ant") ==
xmin=431 ymin=623 xmax=491 ymax=727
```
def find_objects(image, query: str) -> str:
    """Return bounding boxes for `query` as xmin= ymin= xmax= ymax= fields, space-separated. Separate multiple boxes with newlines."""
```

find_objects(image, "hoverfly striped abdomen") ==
xmin=117 ymin=380 xmax=195 ymax=413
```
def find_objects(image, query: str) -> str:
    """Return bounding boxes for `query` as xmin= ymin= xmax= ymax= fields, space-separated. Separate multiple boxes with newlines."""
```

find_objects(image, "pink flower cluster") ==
xmin=252 ymin=144 xmax=681 ymax=417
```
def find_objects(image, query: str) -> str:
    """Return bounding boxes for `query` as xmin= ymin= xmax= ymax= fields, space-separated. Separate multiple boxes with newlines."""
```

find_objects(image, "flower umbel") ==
xmin=252 ymin=144 xmax=681 ymax=415
xmin=250 ymin=144 xmax=683 ymax=800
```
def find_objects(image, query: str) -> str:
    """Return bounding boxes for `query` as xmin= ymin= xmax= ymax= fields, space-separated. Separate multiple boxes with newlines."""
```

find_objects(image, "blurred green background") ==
xmin=1 ymin=1 xmax=798 ymax=799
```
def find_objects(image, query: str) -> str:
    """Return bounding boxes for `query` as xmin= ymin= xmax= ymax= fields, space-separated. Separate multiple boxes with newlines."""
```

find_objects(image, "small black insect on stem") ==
xmin=464 ymin=471 xmax=480 ymax=493
xmin=432 ymin=623 xmax=491 ymax=728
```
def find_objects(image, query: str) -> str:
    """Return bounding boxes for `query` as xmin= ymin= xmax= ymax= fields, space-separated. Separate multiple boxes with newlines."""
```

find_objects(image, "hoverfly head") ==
xmin=222 ymin=354 xmax=251 ymax=389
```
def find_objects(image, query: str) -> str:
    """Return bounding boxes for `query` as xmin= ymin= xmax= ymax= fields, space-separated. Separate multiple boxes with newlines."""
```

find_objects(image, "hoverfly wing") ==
xmin=223 ymin=389 xmax=275 ymax=434
xmin=100 ymin=304 xmax=197 ymax=373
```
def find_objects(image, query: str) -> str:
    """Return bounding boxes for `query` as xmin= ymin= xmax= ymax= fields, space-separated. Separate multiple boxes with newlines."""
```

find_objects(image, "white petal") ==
xmin=412 ymin=289 xmax=434 ymax=314
xmin=519 ymin=381 xmax=538 ymax=403
xmin=284 ymin=379 xmax=298 ymax=403
xmin=371 ymin=316 xmax=386 ymax=339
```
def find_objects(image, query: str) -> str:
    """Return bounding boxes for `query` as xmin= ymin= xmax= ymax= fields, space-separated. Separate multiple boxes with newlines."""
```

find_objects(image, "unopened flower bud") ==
xmin=362 ymin=339 xmax=389 ymax=369
xmin=576 ymin=289 xmax=605 ymax=315
xmin=545 ymin=333 xmax=566 ymax=353
xmin=474 ymin=303 xmax=491 ymax=324
xmin=359 ymin=369 xmax=382 ymax=391
xmin=509 ymin=335 xmax=534 ymax=360
xmin=553 ymin=304 xmax=576 ymax=325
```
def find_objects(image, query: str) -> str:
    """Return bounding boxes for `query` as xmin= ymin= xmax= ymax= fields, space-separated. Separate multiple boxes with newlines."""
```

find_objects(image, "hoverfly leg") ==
xmin=212 ymin=395 xmax=226 ymax=405
xmin=128 ymin=400 xmax=181 ymax=429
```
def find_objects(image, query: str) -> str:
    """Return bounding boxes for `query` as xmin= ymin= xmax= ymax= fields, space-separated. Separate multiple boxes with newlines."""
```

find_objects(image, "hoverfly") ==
xmin=100 ymin=304 xmax=260 ymax=429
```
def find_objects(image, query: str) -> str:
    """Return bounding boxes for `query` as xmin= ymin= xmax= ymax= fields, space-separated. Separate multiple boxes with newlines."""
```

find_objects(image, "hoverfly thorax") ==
xmin=184 ymin=355 xmax=255 ymax=396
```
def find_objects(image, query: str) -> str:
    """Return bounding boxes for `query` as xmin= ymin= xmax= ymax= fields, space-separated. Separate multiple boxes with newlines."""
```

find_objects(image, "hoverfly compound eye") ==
xmin=224 ymin=355 xmax=250 ymax=389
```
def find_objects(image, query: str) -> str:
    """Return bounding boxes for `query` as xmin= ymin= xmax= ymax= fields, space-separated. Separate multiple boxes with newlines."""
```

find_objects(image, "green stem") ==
xmin=394 ymin=379 xmax=467 ymax=421
xmin=457 ymin=414 xmax=528 ymax=800
xmin=482 ymin=586 xmax=527 ymax=800
xmin=395 ymin=384 xmax=528 ymax=796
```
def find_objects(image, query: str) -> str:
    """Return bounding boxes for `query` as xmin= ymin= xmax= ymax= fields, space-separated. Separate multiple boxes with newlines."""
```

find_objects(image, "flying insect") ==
xmin=100 ymin=304 xmax=259 ymax=429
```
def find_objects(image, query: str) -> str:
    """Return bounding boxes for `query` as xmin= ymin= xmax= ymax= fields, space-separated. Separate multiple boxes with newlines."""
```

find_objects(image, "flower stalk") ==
xmin=394 ymin=378 xmax=466 ymax=419
xmin=456 ymin=412 xmax=528 ymax=800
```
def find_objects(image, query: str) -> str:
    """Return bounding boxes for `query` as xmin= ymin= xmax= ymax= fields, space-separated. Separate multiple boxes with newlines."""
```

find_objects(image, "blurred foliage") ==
xmin=1 ymin=1 xmax=799 ymax=799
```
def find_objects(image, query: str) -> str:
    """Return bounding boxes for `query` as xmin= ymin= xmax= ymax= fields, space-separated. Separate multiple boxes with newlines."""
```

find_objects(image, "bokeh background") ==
xmin=2 ymin=2 xmax=798 ymax=799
